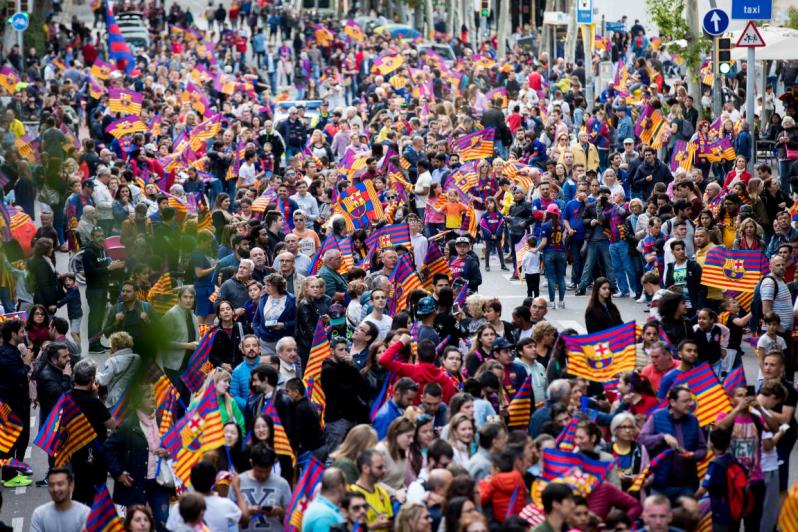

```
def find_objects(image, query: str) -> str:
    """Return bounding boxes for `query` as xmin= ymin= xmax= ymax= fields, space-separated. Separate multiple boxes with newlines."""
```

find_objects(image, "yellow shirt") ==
xmin=695 ymin=243 xmax=722 ymax=301
xmin=9 ymin=119 xmax=24 ymax=139
xmin=722 ymin=215 xmax=736 ymax=249
xmin=348 ymin=483 xmax=393 ymax=531
xmin=501 ymin=190 xmax=514 ymax=215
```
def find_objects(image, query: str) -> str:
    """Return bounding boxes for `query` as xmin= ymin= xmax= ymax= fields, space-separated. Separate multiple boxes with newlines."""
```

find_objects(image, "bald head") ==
xmin=427 ymin=469 xmax=453 ymax=495
xmin=320 ymin=467 xmax=346 ymax=501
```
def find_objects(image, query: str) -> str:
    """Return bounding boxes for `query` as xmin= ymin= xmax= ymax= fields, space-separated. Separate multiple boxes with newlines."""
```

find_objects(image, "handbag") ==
xmin=155 ymin=458 xmax=176 ymax=488
xmin=787 ymin=148 xmax=798 ymax=160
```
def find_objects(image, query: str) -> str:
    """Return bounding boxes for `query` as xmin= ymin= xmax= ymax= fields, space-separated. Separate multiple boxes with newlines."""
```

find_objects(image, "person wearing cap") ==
xmin=534 ymin=203 xmax=567 ymax=309
xmin=621 ymin=138 xmax=640 ymax=170
xmin=379 ymin=333 xmax=457 ymax=405
xmin=450 ymin=236 xmax=482 ymax=293
xmin=492 ymin=337 xmax=528 ymax=400
xmin=577 ymin=186 xmax=619 ymax=296
xmin=416 ymin=296 xmax=440 ymax=345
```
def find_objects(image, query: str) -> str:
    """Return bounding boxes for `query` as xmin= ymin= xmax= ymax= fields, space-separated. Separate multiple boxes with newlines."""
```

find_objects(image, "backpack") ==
xmin=751 ymin=275 xmax=798 ymax=331
xmin=725 ymin=457 xmax=755 ymax=520
xmin=680 ymin=119 xmax=694 ymax=140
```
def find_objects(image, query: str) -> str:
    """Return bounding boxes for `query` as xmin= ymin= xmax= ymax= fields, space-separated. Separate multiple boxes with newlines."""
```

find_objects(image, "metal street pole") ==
xmin=713 ymin=37 xmax=722 ymax=118
xmin=16 ymin=0 xmax=23 ymax=77
xmin=583 ymin=24 xmax=593 ymax=112
xmin=747 ymin=47 xmax=756 ymax=169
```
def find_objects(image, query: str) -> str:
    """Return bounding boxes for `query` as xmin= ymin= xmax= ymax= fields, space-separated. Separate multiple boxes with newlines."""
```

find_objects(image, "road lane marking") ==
xmin=11 ymin=517 xmax=22 ymax=532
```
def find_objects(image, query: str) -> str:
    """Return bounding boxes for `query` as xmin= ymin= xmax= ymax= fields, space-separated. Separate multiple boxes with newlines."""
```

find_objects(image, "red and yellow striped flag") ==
xmin=303 ymin=320 xmax=329 ymax=413
xmin=780 ymin=479 xmax=798 ymax=532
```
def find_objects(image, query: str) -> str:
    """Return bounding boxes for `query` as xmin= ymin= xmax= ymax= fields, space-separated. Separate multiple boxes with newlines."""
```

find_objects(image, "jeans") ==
xmin=145 ymin=479 xmax=172 ymax=532
xmin=779 ymin=159 xmax=792 ymax=194
xmin=567 ymin=238 xmax=584 ymax=285
xmin=86 ymin=286 xmax=108 ymax=342
xmin=494 ymin=139 xmax=508 ymax=159
xmin=543 ymin=251 xmax=567 ymax=302
xmin=598 ymin=148 xmax=609 ymax=172
xmin=579 ymin=240 xmax=616 ymax=291
xmin=761 ymin=469 xmax=780 ymax=532
xmin=653 ymin=485 xmax=695 ymax=506
xmin=609 ymin=240 xmax=639 ymax=295
xmin=484 ymin=237 xmax=505 ymax=268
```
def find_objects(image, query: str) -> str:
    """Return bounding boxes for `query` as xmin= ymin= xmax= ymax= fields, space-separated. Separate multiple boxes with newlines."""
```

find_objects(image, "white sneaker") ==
xmin=549 ymin=301 xmax=556 ymax=310
xmin=636 ymin=295 xmax=647 ymax=303
xmin=558 ymin=301 xmax=565 ymax=309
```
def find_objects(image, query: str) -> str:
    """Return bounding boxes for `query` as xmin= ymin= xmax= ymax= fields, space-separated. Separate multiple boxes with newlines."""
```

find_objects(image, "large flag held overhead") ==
xmin=33 ymin=393 xmax=98 ymax=467
xmin=670 ymin=362 xmax=732 ymax=426
xmin=701 ymin=247 xmax=769 ymax=292
xmin=561 ymin=322 xmax=636 ymax=383
xmin=108 ymin=88 xmax=144 ymax=115
xmin=371 ymin=53 xmax=405 ymax=76
xmin=0 ymin=400 xmax=23 ymax=453
xmin=105 ymin=116 xmax=148 ymax=139
xmin=365 ymin=223 xmax=412 ymax=252
xmin=337 ymin=181 xmax=385 ymax=229
xmin=85 ymin=485 xmax=126 ymax=532
xmin=669 ymin=140 xmax=698 ymax=173
xmin=303 ymin=319 xmax=329 ymax=412
xmin=541 ymin=448 xmax=613 ymax=484
xmin=453 ymin=128 xmax=496 ymax=161
xmin=700 ymin=137 xmax=736 ymax=163
xmin=106 ymin=2 xmax=136 ymax=73
xmin=507 ymin=377 xmax=534 ymax=429
xmin=286 ymin=455 xmax=326 ymax=531
xmin=147 ymin=273 xmax=177 ymax=315
xmin=181 ymin=328 xmax=219 ymax=393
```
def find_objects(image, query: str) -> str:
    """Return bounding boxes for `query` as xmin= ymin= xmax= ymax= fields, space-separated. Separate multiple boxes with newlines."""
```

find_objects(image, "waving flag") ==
xmin=628 ymin=449 xmax=674 ymax=493
xmin=147 ymin=273 xmax=177 ymax=315
xmin=473 ymin=54 xmax=496 ymax=69
xmin=701 ymin=247 xmax=769 ymax=292
xmin=0 ymin=458 xmax=32 ymax=475
xmin=0 ymin=204 xmax=12 ymax=242
xmin=181 ymin=328 xmax=219 ymax=393
xmin=541 ymin=448 xmax=613 ymax=483
xmin=507 ymin=377 xmax=534 ymax=429
xmin=181 ymin=82 xmax=210 ymax=116
xmin=15 ymin=135 xmax=38 ymax=163
xmin=723 ymin=365 xmax=746 ymax=397
xmin=669 ymin=363 xmax=732 ymax=426
xmin=371 ymin=54 xmax=405 ymax=76
xmin=669 ymin=140 xmax=698 ymax=173
xmin=85 ymin=485 xmax=125 ymax=532
xmin=0 ymin=400 xmax=23 ymax=453
xmin=105 ymin=116 xmax=148 ymax=139
xmin=106 ymin=2 xmax=136 ymax=73
xmin=91 ymin=58 xmax=114 ymax=80
xmin=308 ymin=234 xmax=338 ymax=276
xmin=486 ymin=87 xmax=509 ymax=108
xmin=700 ymin=61 xmax=714 ymax=87
xmin=614 ymin=59 xmax=629 ymax=87
xmin=780 ymin=480 xmax=798 ymax=532
xmin=108 ymin=88 xmax=143 ymax=115
xmin=33 ymin=393 xmax=97 ymax=466
xmin=388 ymin=254 xmax=424 ymax=314
xmin=286 ymin=455 xmax=326 ymax=531
xmin=337 ymin=181 xmax=385 ymax=229
xmin=343 ymin=19 xmax=365 ymax=41
xmin=562 ymin=322 xmax=636 ymax=383
xmin=701 ymin=137 xmax=736 ymax=163
xmin=303 ymin=320 xmax=329 ymax=411
xmin=421 ymin=242 xmax=452 ymax=286
xmin=0 ymin=66 xmax=20 ymax=93
xmin=638 ymin=107 xmax=670 ymax=149
xmin=453 ymin=128 xmax=495 ymax=161
xmin=366 ymin=223 xmax=412 ymax=252
xmin=313 ymin=24 xmax=334 ymax=46
xmin=262 ymin=399 xmax=295 ymax=465
xmin=555 ymin=418 xmax=578 ymax=450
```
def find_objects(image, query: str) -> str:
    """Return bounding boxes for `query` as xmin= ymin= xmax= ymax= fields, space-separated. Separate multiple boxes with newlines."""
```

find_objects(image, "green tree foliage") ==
xmin=788 ymin=7 xmax=798 ymax=30
xmin=646 ymin=0 xmax=710 ymax=74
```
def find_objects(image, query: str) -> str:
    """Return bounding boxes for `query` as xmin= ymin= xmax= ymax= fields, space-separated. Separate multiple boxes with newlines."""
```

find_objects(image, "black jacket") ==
xmin=664 ymin=259 xmax=706 ymax=313
xmin=585 ymin=301 xmax=623 ymax=333
xmin=0 ymin=344 xmax=30 ymax=414
xmin=690 ymin=324 xmax=725 ymax=366
xmin=481 ymin=108 xmax=512 ymax=145
xmin=320 ymin=358 xmax=369 ymax=424
xmin=36 ymin=361 xmax=71 ymax=423
xmin=291 ymin=397 xmax=324 ymax=457
xmin=632 ymin=158 xmax=672 ymax=200
xmin=210 ymin=321 xmax=246 ymax=369
xmin=295 ymin=296 xmax=331 ymax=366
xmin=103 ymin=415 xmax=164 ymax=506
xmin=28 ymin=255 xmax=61 ymax=308
xmin=82 ymin=243 xmax=111 ymax=290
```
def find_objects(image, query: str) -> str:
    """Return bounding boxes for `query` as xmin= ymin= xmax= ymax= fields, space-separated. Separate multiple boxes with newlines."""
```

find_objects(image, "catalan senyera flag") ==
xmin=33 ymin=393 xmax=97 ymax=467
xmin=701 ymin=247 xmax=769 ymax=292
xmin=304 ymin=319 xmax=330 ymax=410
xmin=108 ymin=88 xmax=143 ymax=115
xmin=453 ymin=128 xmax=495 ymax=161
xmin=0 ymin=66 xmax=20 ymax=94
xmin=181 ymin=328 xmax=218 ymax=393
xmin=701 ymin=137 xmax=736 ymax=163
xmin=472 ymin=54 xmax=496 ymax=69
xmin=285 ymin=455 xmax=325 ymax=531
xmin=343 ymin=19 xmax=365 ymax=41
xmin=562 ymin=322 xmax=636 ymax=383
xmin=262 ymin=399 xmax=296 ymax=465
xmin=541 ymin=448 xmax=613 ymax=484
xmin=507 ymin=377 xmax=534 ymax=429
xmin=669 ymin=140 xmax=697 ymax=173
xmin=388 ymin=254 xmax=424 ymax=314
xmin=421 ymin=242 xmax=452 ymax=287
xmin=105 ymin=116 xmax=148 ymax=139
xmin=161 ymin=384 xmax=225 ymax=485
xmin=85 ymin=485 xmax=125 ymax=532
xmin=371 ymin=54 xmax=405 ymax=76
xmin=313 ymin=24 xmax=334 ymax=46
xmin=338 ymin=181 xmax=385 ymax=229
xmin=0 ymin=400 xmax=23 ymax=453
xmin=779 ymin=479 xmax=798 ymax=532
xmin=670 ymin=363 xmax=732 ymax=427
xmin=147 ymin=273 xmax=177 ymax=315
xmin=91 ymin=58 xmax=114 ymax=80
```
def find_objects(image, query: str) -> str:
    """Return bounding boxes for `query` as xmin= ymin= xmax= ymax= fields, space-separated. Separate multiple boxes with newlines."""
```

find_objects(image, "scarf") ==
xmin=137 ymin=409 xmax=161 ymax=479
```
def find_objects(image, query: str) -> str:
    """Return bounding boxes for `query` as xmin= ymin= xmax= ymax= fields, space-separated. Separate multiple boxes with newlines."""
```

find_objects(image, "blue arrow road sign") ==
xmin=577 ymin=0 xmax=592 ymax=24
xmin=702 ymin=8 xmax=729 ymax=36
xmin=9 ymin=12 xmax=28 ymax=31
xmin=731 ymin=0 xmax=772 ymax=20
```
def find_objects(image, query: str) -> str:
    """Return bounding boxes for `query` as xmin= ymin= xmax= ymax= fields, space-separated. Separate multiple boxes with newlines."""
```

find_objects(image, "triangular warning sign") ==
xmin=736 ymin=21 xmax=765 ymax=48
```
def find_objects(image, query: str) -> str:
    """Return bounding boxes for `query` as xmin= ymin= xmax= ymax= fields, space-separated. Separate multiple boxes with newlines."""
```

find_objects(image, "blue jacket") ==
xmin=735 ymin=130 xmax=752 ymax=161
xmin=252 ymin=293 xmax=297 ymax=343
xmin=373 ymin=399 xmax=403 ymax=440
xmin=57 ymin=286 xmax=83 ymax=318
xmin=648 ymin=409 xmax=703 ymax=489
xmin=231 ymin=358 xmax=259 ymax=410
xmin=616 ymin=116 xmax=634 ymax=146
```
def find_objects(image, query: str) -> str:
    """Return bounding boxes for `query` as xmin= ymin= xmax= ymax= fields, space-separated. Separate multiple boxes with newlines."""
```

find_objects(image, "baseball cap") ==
xmin=455 ymin=236 xmax=471 ymax=245
xmin=546 ymin=204 xmax=561 ymax=216
xmin=416 ymin=296 xmax=438 ymax=316
xmin=623 ymin=138 xmax=634 ymax=144
xmin=492 ymin=337 xmax=513 ymax=351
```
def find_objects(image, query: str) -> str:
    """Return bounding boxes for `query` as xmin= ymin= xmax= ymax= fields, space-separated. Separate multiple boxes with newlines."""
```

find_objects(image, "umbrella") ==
xmin=374 ymin=24 xmax=421 ymax=39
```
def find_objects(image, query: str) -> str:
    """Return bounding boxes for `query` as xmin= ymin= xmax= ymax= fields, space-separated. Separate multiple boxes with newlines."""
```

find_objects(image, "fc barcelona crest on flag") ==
xmin=586 ymin=342 xmax=613 ymax=370
xmin=722 ymin=258 xmax=746 ymax=280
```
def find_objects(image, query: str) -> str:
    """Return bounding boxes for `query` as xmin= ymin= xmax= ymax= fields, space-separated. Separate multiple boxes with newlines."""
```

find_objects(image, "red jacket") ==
xmin=379 ymin=340 xmax=458 ymax=403
xmin=479 ymin=471 xmax=528 ymax=523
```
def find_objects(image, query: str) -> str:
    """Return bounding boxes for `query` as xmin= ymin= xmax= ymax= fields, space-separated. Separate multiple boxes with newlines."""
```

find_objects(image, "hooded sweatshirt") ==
xmin=379 ymin=340 xmax=457 ymax=403
xmin=479 ymin=470 xmax=528 ymax=523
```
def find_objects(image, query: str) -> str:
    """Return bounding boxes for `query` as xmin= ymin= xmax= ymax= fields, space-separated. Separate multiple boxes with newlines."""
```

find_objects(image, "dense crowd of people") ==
xmin=0 ymin=2 xmax=798 ymax=531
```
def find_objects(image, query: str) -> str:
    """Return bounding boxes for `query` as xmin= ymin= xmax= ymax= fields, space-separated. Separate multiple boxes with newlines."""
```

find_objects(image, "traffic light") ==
xmin=717 ymin=37 xmax=732 ymax=74
xmin=480 ymin=0 xmax=489 ymax=17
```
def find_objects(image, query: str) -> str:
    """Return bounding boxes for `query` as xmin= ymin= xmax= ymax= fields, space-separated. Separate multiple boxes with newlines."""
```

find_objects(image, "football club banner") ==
xmin=701 ymin=247 xmax=769 ymax=292
xmin=562 ymin=322 xmax=636 ymax=383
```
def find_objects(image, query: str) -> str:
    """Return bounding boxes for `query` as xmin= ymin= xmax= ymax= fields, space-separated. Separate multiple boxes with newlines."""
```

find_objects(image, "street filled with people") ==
xmin=1 ymin=2 xmax=798 ymax=531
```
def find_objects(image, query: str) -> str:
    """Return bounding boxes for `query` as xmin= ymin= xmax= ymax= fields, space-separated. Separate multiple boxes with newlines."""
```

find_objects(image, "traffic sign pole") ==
xmin=713 ymin=37 xmax=722 ymax=118
xmin=748 ymin=45 xmax=756 ymax=169
xmin=15 ymin=0 xmax=22 ymax=81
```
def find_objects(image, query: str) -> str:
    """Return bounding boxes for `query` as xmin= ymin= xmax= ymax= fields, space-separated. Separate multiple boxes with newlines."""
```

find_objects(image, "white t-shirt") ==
xmin=238 ymin=161 xmax=258 ymax=187
xmin=760 ymin=431 xmax=780 ymax=472
xmin=364 ymin=312 xmax=393 ymax=342
xmin=166 ymin=493 xmax=242 ymax=531
xmin=415 ymin=171 xmax=432 ymax=209
xmin=30 ymin=501 xmax=91 ymax=532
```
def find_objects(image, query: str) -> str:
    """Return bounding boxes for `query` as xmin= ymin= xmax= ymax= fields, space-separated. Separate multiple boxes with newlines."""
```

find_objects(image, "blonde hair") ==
xmin=328 ymin=424 xmax=378 ymax=462
xmin=465 ymin=294 xmax=487 ymax=320
xmin=395 ymin=503 xmax=429 ymax=532
xmin=197 ymin=368 xmax=234 ymax=421
xmin=109 ymin=331 xmax=134 ymax=352
xmin=532 ymin=320 xmax=557 ymax=343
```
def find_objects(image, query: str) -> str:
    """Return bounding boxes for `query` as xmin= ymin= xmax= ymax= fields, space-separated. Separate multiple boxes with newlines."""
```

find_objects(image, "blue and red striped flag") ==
xmin=303 ymin=319 xmax=329 ymax=413
xmin=370 ymin=373 xmax=398 ymax=422
xmin=701 ymin=247 xmax=769 ymax=292
xmin=109 ymin=391 xmax=130 ymax=425
xmin=541 ymin=448 xmax=613 ymax=483
xmin=562 ymin=322 xmax=637 ymax=383
xmin=421 ymin=242 xmax=452 ymax=287
xmin=85 ymin=485 xmax=125 ymax=532
xmin=181 ymin=328 xmax=218 ymax=393
xmin=555 ymin=418 xmax=578 ymax=450
xmin=33 ymin=393 xmax=97 ymax=466
xmin=723 ymin=365 xmax=747 ymax=397
xmin=262 ymin=399 xmax=296 ymax=465
xmin=671 ymin=362 xmax=733 ymax=426
xmin=0 ymin=400 xmax=23 ymax=453
xmin=308 ymin=234 xmax=338 ymax=276
xmin=337 ymin=181 xmax=385 ymax=229
xmin=507 ymin=377 xmax=533 ymax=429
xmin=106 ymin=2 xmax=136 ymax=73
xmin=286 ymin=454 xmax=326 ymax=530
xmin=0 ymin=457 xmax=32 ymax=475
xmin=454 ymin=284 xmax=468 ymax=308
xmin=388 ymin=254 xmax=424 ymax=314
xmin=365 ymin=223 xmax=412 ymax=252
